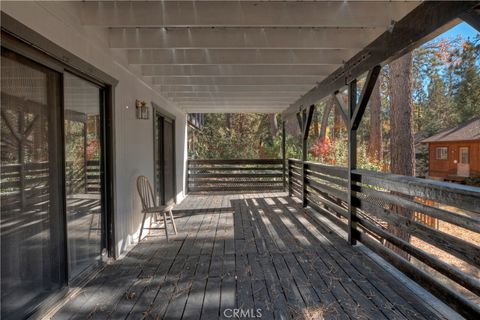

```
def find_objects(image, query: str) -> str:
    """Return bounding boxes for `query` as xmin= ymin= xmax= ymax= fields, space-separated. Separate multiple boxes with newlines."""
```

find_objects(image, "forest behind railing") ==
xmin=187 ymin=159 xmax=285 ymax=193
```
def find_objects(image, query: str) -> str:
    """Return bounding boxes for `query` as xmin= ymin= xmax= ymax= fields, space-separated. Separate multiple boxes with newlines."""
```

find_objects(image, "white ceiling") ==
xmin=79 ymin=1 xmax=421 ymax=113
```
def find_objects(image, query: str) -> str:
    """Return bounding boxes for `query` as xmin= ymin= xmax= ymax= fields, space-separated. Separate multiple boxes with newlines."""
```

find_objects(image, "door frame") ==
xmin=1 ymin=12 xmax=118 ymax=317
xmin=152 ymin=102 xmax=177 ymax=205
xmin=457 ymin=146 xmax=470 ymax=177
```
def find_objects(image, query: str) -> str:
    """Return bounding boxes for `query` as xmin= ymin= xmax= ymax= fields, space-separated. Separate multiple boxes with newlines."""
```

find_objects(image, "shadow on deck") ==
xmin=53 ymin=193 xmax=453 ymax=320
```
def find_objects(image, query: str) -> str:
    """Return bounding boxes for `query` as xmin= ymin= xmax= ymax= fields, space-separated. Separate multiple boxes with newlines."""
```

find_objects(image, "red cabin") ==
xmin=422 ymin=117 xmax=480 ymax=182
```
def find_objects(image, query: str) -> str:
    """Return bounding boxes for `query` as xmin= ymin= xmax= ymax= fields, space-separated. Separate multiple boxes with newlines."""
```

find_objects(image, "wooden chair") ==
xmin=136 ymin=175 xmax=177 ymax=241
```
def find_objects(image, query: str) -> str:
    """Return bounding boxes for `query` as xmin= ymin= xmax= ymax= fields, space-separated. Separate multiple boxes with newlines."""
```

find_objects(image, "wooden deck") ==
xmin=53 ymin=193 xmax=450 ymax=320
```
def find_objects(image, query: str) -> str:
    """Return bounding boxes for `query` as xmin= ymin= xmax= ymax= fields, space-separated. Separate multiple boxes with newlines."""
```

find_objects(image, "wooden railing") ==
xmin=288 ymin=158 xmax=480 ymax=318
xmin=187 ymin=159 xmax=285 ymax=193
xmin=1 ymin=160 xmax=101 ymax=210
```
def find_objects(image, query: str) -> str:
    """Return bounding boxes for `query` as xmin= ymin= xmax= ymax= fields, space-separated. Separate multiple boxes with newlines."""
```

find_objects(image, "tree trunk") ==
xmin=268 ymin=113 xmax=278 ymax=137
xmin=285 ymin=115 xmax=301 ymax=136
xmin=333 ymin=96 xmax=345 ymax=139
xmin=367 ymin=77 xmax=382 ymax=163
xmin=226 ymin=113 xmax=232 ymax=130
xmin=319 ymin=98 xmax=333 ymax=141
xmin=388 ymin=52 xmax=415 ymax=260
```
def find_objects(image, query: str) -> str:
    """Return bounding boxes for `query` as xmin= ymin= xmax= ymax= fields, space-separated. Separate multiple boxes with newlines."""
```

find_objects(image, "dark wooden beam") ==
xmin=283 ymin=1 xmax=479 ymax=118
xmin=296 ymin=112 xmax=303 ymax=133
xmin=332 ymin=93 xmax=348 ymax=125
xmin=303 ymin=105 xmax=315 ymax=141
xmin=351 ymin=65 xmax=381 ymax=130
xmin=282 ymin=121 xmax=286 ymax=191
xmin=302 ymin=105 xmax=315 ymax=207
xmin=460 ymin=8 xmax=480 ymax=32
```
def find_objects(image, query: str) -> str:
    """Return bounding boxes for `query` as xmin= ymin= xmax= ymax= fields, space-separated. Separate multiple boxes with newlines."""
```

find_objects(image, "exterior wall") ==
xmin=1 ymin=2 xmax=187 ymax=258
xmin=427 ymin=140 xmax=480 ymax=179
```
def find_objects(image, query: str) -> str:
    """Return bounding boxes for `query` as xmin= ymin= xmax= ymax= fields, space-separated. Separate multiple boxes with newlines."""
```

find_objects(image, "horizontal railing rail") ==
xmin=287 ymin=158 xmax=480 ymax=318
xmin=1 ymin=160 xmax=101 ymax=210
xmin=188 ymin=159 xmax=284 ymax=193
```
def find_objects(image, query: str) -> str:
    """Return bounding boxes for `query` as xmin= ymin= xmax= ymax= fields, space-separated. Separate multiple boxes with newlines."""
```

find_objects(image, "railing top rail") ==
xmin=353 ymin=168 xmax=480 ymax=213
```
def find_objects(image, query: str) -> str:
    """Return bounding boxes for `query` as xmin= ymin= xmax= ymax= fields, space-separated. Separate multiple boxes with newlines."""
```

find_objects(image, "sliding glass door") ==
xmin=1 ymin=49 xmax=65 ymax=319
xmin=1 ymin=44 xmax=108 ymax=319
xmin=64 ymin=72 xmax=104 ymax=279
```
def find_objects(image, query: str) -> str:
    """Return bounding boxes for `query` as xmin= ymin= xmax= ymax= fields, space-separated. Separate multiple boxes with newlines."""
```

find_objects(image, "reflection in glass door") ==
xmin=1 ymin=49 xmax=64 ymax=319
xmin=64 ymin=73 xmax=104 ymax=279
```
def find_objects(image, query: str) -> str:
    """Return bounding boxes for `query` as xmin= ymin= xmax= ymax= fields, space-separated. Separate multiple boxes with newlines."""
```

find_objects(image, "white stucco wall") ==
xmin=1 ymin=1 xmax=188 ymax=258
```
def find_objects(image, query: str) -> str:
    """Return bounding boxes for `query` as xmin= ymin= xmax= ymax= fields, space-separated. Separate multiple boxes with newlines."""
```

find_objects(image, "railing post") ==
xmin=347 ymin=66 xmax=381 ymax=245
xmin=282 ymin=120 xmax=286 ymax=192
xmin=186 ymin=159 xmax=190 ymax=194
xmin=301 ymin=105 xmax=315 ymax=208
xmin=288 ymin=159 xmax=292 ymax=196
xmin=348 ymin=79 xmax=358 ymax=245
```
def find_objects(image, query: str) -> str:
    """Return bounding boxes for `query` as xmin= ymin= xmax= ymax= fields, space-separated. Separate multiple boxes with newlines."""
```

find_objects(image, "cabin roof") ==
xmin=421 ymin=117 xmax=480 ymax=143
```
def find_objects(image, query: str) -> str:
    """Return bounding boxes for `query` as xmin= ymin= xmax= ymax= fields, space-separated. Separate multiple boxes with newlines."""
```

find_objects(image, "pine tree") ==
xmin=452 ymin=37 xmax=480 ymax=122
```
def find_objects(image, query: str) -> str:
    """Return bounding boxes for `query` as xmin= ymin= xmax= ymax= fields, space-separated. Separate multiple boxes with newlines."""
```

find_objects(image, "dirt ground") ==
xmin=411 ymin=205 xmax=480 ymax=305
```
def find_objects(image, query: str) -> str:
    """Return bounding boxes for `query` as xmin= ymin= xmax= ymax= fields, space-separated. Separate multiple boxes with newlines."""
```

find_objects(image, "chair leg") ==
xmin=139 ymin=211 xmax=147 ymax=242
xmin=163 ymin=212 xmax=169 ymax=241
xmin=169 ymin=210 xmax=178 ymax=234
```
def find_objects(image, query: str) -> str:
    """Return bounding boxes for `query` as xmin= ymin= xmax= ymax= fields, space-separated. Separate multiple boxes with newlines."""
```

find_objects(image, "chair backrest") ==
xmin=136 ymin=176 xmax=156 ymax=211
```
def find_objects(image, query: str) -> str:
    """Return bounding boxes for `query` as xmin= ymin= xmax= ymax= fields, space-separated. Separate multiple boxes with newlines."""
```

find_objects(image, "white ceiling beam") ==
xmin=183 ymin=106 xmax=285 ymax=114
xmin=172 ymin=97 xmax=294 ymax=102
xmin=180 ymin=101 xmax=288 ymax=107
xmin=154 ymin=85 xmax=312 ymax=92
xmin=127 ymin=49 xmax=354 ymax=65
xmin=149 ymin=76 xmax=322 ymax=86
xmin=110 ymin=28 xmax=382 ymax=49
xmin=182 ymin=102 xmax=288 ymax=110
xmin=141 ymin=65 xmax=338 ymax=76
xmin=165 ymin=92 xmax=302 ymax=98
xmin=81 ymin=1 xmax=418 ymax=28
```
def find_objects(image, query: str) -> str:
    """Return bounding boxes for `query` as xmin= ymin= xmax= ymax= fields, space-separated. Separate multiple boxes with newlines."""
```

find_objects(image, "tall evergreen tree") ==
xmin=452 ymin=37 xmax=480 ymax=122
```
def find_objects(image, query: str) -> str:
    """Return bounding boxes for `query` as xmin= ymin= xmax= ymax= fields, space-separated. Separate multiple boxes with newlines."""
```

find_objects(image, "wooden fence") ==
xmin=187 ymin=159 xmax=285 ymax=193
xmin=288 ymin=158 xmax=480 ymax=318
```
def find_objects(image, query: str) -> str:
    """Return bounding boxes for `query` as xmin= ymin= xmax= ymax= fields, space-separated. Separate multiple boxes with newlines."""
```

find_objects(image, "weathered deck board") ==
xmin=53 ymin=192 xmax=449 ymax=320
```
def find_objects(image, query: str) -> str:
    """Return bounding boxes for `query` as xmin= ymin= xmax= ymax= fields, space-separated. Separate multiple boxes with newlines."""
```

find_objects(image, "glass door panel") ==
xmin=64 ymin=72 xmax=103 ymax=279
xmin=1 ymin=49 xmax=64 ymax=319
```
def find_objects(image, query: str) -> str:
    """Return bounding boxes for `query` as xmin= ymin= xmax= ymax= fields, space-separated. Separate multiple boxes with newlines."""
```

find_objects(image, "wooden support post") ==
xmin=282 ymin=120 xmax=286 ymax=192
xmin=301 ymin=105 xmax=315 ymax=207
xmin=348 ymin=80 xmax=358 ymax=245
xmin=347 ymin=65 xmax=382 ymax=245
xmin=288 ymin=159 xmax=292 ymax=196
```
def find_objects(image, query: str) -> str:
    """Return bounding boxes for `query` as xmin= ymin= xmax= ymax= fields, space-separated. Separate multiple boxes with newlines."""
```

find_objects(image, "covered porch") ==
xmin=1 ymin=1 xmax=480 ymax=319
xmin=53 ymin=192 xmax=447 ymax=320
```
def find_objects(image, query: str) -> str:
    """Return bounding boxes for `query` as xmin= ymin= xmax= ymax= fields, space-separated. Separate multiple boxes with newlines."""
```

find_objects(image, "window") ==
xmin=435 ymin=147 xmax=448 ymax=160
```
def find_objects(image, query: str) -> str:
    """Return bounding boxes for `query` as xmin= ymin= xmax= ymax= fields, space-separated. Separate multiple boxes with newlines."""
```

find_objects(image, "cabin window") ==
xmin=435 ymin=147 xmax=448 ymax=160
